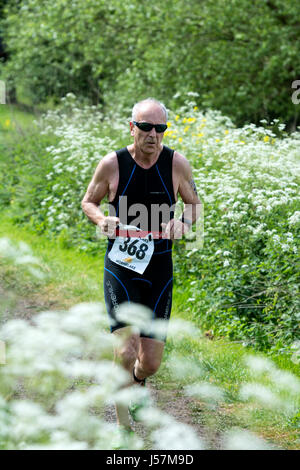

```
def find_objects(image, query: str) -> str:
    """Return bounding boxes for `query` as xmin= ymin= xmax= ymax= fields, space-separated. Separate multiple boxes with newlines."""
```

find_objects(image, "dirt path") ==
xmin=1 ymin=283 xmax=210 ymax=449
xmin=103 ymin=382 xmax=208 ymax=449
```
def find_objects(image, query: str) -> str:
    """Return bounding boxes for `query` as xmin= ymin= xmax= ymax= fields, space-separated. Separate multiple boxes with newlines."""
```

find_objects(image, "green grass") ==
xmin=0 ymin=210 xmax=105 ymax=311
xmin=0 ymin=103 xmax=37 ymax=130
xmin=0 ymin=103 xmax=39 ymax=154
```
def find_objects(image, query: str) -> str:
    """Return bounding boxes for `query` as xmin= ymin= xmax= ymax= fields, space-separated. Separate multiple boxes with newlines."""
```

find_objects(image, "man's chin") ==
xmin=143 ymin=142 xmax=157 ymax=152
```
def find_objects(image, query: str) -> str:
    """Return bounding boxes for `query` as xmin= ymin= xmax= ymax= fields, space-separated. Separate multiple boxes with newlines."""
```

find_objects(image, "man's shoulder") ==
xmin=102 ymin=150 xmax=118 ymax=162
xmin=100 ymin=150 xmax=118 ymax=167
xmin=173 ymin=150 xmax=191 ymax=174
xmin=95 ymin=151 xmax=119 ymax=180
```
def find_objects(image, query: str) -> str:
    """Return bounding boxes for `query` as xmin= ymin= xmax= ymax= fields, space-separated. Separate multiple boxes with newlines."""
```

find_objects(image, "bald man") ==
xmin=81 ymin=98 xmax=201 ymax=431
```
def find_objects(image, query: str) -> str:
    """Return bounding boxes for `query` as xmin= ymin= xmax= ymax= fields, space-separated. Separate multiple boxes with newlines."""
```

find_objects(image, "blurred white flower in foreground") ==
xmin=239 ymin=383 xmax=282 ymax=408
xmin=139 ymin=408 xmax=205 ymax=450
xmin=115 ymin=303 xmax=200 ymax=341
xmin=167 ymin=353 xmax=204 ymax=381
xmin=184 ymin=382 xmax=225 ymax=405
xmin=0 ymin=238 xmax=45 ymax=279
xmin=222 ymin=429 xmax=274 ymax=450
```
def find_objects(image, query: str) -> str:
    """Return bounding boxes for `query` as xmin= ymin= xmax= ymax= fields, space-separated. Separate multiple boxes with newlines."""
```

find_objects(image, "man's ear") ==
xmin=129 ymin=121 xmax=135 ymax=137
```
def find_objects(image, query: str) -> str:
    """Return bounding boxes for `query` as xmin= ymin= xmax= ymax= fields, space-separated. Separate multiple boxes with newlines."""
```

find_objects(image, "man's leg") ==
xmin=134 ymin=337 xmax=165 ymax=381
xmin=113 ymin=326 xmax=140 ymax=430
xmin=127 ymin=337 xmax=165 ymax=422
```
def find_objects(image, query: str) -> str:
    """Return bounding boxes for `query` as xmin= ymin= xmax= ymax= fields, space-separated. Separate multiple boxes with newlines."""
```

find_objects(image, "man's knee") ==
xmin=118 ymin=347 xmax=136 ymax=370
xmin=113 ymin=328 xmax=139 ymax=370
xmin=140 ymin=357 xmax=162 ymax=376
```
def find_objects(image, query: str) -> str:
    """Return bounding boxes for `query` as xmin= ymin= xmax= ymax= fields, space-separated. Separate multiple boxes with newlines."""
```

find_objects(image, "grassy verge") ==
xmin=0 ymin=210 xmax=104 ymax=310
xmin=158 ymin=337 xmax=300 ymax=449
xmin=0 ymin=215 xmax=299 ymax=449
xmin=0 ymin=103 xmax=38 ymax=139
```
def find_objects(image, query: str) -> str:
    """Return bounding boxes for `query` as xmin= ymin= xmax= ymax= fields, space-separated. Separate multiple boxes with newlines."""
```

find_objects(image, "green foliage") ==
xmin=169 ymin=104 xmax=300 ymax=355
xmin=1 ymin=0 xmax=300 ymax=126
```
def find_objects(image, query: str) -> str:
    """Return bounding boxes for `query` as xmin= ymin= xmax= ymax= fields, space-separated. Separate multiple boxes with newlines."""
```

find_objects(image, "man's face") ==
xmin=130 ymin=103 xmax=167 ymax=155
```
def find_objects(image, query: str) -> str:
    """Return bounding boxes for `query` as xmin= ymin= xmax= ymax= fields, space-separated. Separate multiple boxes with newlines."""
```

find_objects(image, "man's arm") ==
xmin=176 ymin=151 xmax=202 ymax=226
xmin=81 ymin=152 xmax=119 ymax=236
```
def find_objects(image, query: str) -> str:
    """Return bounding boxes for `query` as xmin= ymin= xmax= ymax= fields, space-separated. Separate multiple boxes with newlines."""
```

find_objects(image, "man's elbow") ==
xmin=81 ymin=198 xmax=99 ymax=214
xmin=81 ymin=198 xmax=88 ymax=213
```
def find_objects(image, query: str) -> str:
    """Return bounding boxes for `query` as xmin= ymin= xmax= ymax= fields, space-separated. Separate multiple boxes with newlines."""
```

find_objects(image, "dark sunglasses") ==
xmin=133 ymin=121 xmax=168 ymax=133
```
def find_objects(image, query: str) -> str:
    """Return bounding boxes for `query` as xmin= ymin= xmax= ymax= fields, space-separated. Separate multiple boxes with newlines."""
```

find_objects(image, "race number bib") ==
xmin=108 ymin=226 xmax=154 ymax=274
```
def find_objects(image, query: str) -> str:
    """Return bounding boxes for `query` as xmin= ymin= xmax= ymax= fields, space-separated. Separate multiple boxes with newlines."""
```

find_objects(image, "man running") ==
xmin=81 ymin=98 xmax=201 ymax=431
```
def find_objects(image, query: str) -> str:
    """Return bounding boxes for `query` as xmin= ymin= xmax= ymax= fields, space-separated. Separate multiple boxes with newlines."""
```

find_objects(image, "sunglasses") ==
xmin=133 ymin=121 xmax=168 ymax=133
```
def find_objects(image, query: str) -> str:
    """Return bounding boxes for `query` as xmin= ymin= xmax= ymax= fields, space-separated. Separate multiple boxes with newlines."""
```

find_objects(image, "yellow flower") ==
xmin=240 ymin=141 xmax=245 ymax=144
xmin=184 ymin=126 xmax=190 ymax=133
xmin=215 ymin=138 xmax=220 ymax=143
xmin=187 ymin=117 xmax=196 ymax=123
xmin=271 ymin=138 xmax=276 ymax=144
xmin=264 ymin=135 xmax=270 ymax=143
xmin=193 ymin=106 xmax=198 ymax=111
xmin=175 ymin=115 xmax=180 ymax=121
xmin=178 ymin=137 xmax=183 ymax=143
xmin=4 ymin=119 xmax=10 ymax=128
xmin=197 ymin=133 xmax=204 ymax=138
xmin=201 ymin=118 xmax=207 ymax=123
xmin=224 ymin=130 xmax=229 ymax=135
xmin=182 ymin=117 xmax=187 ymax=123
xmin=167 ymin=121 xmax=172 ymax=128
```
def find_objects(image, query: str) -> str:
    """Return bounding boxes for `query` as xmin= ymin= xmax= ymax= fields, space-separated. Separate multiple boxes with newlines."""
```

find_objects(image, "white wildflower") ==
xmin=223 ymin=429 xmax=274 ymax=450
xmin=185 ymin=382 xmax=224 ymax=404
xmin=239 ymin=383 xmax=281 ymax=408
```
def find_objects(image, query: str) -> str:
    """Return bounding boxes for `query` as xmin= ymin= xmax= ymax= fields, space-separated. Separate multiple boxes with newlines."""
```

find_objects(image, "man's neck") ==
xmin=128 ymin=144 xmax=163 ymax=169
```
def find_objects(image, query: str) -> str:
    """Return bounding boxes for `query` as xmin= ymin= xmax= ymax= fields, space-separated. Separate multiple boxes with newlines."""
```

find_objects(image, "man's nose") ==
xmin=148 ymin=126 xmax=157 ymax=136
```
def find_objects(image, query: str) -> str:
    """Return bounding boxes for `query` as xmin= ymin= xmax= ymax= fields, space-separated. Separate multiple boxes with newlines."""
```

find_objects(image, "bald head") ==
xmin=131 ymin=98 xmax=168 ymax=122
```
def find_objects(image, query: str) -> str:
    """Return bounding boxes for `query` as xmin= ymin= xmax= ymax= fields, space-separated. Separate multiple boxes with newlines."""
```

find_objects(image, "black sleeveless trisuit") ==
xmin=103 ymin=145 xmax=176 ymax=341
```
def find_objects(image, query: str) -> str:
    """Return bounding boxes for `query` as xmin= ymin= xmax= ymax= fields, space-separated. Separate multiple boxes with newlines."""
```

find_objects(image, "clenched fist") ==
xmin=161 ymin=219 xmax=190 ymax=240
xmin=98 ymin=216 xmax=120 ymax=237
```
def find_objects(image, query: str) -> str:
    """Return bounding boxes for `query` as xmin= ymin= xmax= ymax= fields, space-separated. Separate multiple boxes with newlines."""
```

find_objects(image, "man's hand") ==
xmin=98 ymin=216 xmax=120 ymax=237
xmin=161 ymin=219 xmax=190 ymax=240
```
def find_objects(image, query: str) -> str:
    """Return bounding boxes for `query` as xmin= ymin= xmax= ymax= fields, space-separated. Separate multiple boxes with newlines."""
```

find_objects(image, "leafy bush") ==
xmin=168 ymin=99 xmax=300 ymax=355
xmin=2 ymin=0 xmax=300 ymax=126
